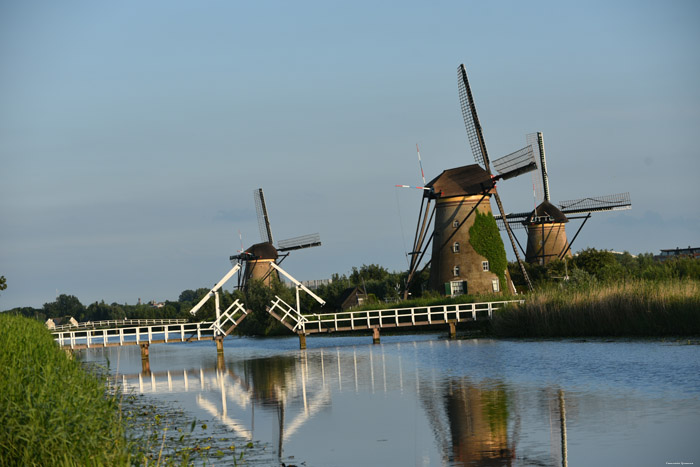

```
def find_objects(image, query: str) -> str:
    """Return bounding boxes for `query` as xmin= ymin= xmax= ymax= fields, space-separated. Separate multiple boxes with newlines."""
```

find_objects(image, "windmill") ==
xmin=230 ymin=188 xmax=321 ymax=289
xmin=402 ymin=65 xmax=537 ymax=297
xmin=494 ymin=132 xmax=632 ymax=265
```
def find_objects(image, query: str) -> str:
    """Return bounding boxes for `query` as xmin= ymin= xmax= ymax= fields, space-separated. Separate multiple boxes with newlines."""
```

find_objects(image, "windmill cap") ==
xmin=425 ymin=164 xmax=494 ymax=197
xmin=526 ymin=200 xmax=568 ymax=224
xmin=244 ymin=242 xmax=279 ymax=260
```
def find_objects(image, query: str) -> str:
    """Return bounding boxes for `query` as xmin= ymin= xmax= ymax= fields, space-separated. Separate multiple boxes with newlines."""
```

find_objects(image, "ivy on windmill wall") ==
xmin=468 ymin=211 xmax=508 ymax=292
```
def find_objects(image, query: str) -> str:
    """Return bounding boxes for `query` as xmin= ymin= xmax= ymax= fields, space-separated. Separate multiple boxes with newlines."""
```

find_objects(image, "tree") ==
xmin=0 ymin=275 xmax=6 ymax=294
xmin=571 ymin=248 xmax=619 ymax=278
xmin=349 ymin=264 xmax=390 ymax=285
xmin=43 ymin=294 xmax=85 ymax=320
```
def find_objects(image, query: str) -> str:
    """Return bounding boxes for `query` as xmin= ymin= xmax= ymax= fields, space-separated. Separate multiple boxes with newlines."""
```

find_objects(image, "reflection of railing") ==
xmin=271 ymin=300 xmax=523 ymax=334
xmin=51 ymin=318 xmax=188 ymax=331
xmin=53 ymin=322 xmax=216 ymax=349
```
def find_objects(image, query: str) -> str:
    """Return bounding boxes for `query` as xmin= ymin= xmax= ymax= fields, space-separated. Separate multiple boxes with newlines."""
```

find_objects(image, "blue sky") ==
xmin=2 ymin=1 xmax=699 ymax=310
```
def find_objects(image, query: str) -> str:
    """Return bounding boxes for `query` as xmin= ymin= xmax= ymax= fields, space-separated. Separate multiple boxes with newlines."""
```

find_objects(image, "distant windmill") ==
xmin=402 ymin=65 xmax=537 ymax=298
xmin=495 ymin=132 xmax=632 ymax=265
xmin=230 ymin=188 xmax=321 ymax=289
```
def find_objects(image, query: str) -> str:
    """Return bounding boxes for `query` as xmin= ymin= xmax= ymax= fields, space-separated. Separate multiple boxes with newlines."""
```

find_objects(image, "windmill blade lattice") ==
xmin=559 ymin=193 xmax=632 ymax=215
xmin=254 ymin=188 xmax=274 ymax=244
xmin=492 ymin=145 xmax=537 ymax=181
xmin=494 ymin=212 xmax=530 ymax=231
xmin=458 ymin=64 xmax=489 ymax=169
xmin=278 ymin=233 xmax=322 ymax=252
xmin=527 ymin=132 xmax=550 ymax=202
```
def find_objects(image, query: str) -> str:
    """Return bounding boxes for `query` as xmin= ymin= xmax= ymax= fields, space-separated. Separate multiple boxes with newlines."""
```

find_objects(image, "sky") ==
xmin=1 ymin=1 xmax=699 ymax=310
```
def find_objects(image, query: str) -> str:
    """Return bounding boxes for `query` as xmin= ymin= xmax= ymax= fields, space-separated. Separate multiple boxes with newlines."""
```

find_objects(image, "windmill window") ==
xmin=453 ymin=220 xmax=460 ymax=228
xmin=453 ymin=265 xmax=460 ymax=277
xmin=482 ymin=260 xmax=489 ymax=271
xmin=452 ymin=242 xmax=460 ymax=253
xmin=492 ymin=279 xmax=500 ymax=292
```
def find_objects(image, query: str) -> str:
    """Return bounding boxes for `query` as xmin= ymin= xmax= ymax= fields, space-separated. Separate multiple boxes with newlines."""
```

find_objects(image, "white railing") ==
xmin=50 ymin=318 xmax=188 ymax=332
xmin=53 ymin=321 xmax=215 ymax=349
xmin=289 ymin=300 xmax=524 ymax=334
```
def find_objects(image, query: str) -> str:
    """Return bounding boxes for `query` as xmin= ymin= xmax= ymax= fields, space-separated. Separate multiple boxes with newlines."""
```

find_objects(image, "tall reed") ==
xmin=0 ymin=314 xmax=131 ymax=466
xmin=491 ymin=279 xmax=700 ymax=337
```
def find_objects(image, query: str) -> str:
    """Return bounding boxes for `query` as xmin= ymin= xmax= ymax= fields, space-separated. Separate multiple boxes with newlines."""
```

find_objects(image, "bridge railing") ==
xmin=53 ymin=321 xmax=215 ymax=349
xmin=50 ymin=318 xmax=188 ymax=332
xmin=300 ymin=300 xmax=523 ymax=334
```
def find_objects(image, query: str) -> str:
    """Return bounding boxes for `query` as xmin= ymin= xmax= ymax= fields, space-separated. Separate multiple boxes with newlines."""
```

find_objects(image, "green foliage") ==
xmin=509 ymin=248 xmax=700 ymax=291
xmin=349 ymin=264 xmax=390 ymax=284
xmin=0 ymin=275 xmax=6 ymax=293
xmin=492 ymin=278 xmax=700 ymax=337
xmin=0 ymin=314 xmax=132 ymax=465
xmin=236 ymin=279 xmax=294 ymax=336
xmin=468 ymin=211 xmax=508 ymax=291
xmin=43 ymin=294 xmax=85 ymax=320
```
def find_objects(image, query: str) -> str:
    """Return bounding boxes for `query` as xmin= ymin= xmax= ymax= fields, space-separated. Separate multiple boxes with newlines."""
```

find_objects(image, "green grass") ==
xmin=0 ymin=314 xmax=132 ymax=466
xmin=491 ymin=278 xmax=700 ymax=337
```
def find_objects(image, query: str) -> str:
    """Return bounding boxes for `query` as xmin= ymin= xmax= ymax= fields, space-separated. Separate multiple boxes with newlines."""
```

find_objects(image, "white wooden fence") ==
xmin=53 ymin=321 xmax=215 ymax=349
xmin=50 ymin=318 xmax=187 ymax=332
xmin=269 ymin=299 xmax=524 ymax=334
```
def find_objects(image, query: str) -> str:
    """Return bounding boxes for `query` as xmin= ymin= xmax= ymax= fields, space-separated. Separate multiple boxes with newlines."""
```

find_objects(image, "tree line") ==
xmin=3 ymin=249 xmax=698 ymax=335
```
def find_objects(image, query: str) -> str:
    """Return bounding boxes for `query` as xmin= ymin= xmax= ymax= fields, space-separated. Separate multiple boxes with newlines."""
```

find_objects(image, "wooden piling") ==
xmin=448 ymin=320 xmax=457 ymax=339
xmin=140 ymin=343 xmax=151 ymax=375
xmin=298 ymin=333 xmax=307 ymax=350
xmin=215 ymin=336 xmax=224 ymax=354
xmin=372 ymin=326 xmax=380 ymax=344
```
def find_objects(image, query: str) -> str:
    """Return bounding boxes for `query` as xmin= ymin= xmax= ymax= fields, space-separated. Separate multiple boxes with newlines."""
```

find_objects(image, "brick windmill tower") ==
xmin=230 ymin=188 xmax=321 ymax=289
xmin=402 ymin=65 xmax=537 ymax=297
xmin=495 ymin=133 xmax=632 ymax=265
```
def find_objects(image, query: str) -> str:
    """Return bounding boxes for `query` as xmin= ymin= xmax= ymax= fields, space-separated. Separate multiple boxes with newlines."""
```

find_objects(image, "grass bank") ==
xmin=491 ymin=278 xmax=700 ymax=337
xmin=0 ymin=314 xmax=131 ymax=466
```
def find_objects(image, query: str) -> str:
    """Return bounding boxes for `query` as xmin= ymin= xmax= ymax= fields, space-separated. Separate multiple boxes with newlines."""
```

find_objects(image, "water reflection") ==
xmin=105 ymin=337 xmax=699 ymax=466
xmin=118 ymin=346 xmax=573 ymax=465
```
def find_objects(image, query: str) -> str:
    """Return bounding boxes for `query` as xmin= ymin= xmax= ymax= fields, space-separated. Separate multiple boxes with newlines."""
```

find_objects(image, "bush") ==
xmin=0 ymin=314 xmax=131 ymax=465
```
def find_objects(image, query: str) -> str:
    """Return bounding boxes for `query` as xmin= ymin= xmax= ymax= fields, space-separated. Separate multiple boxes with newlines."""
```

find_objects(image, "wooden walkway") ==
xmin=50 ymin=318 xmax=187 ymax=332
xmin=53 ymin=298 xmax=523 ymax=350
xmin=268 ymin=297 xmax=523 ymax=346
xmin=53 ymin=321 xmax=218 ymax=350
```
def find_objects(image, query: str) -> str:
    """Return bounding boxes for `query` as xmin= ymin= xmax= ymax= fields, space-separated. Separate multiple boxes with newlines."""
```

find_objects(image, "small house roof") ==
xmin=425 ymin=164 xmax=494 ymax=197
xmin=526 ymin=200 xmax=568 ymax=224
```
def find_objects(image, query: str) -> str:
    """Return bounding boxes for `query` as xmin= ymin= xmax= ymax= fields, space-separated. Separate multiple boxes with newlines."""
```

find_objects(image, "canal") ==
xmin=83 ymin=334 xmax=700 ymax=466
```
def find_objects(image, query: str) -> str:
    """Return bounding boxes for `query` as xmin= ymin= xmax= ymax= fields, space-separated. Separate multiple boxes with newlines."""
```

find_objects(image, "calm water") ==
xmin=83 ymin=334 xmax=700 ymax=466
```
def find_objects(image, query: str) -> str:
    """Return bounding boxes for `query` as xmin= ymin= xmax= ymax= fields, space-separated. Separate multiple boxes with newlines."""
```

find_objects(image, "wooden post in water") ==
xmin=448 ymin=320 xmax=457 ymax=339
xmin=140 ymin=343 xmax=151 ymax=375
xmin=215 ymin=336 xmax=224 ymax=354
xmin=298 ymin=333 xmax=307 ymax=350
xmin=372 ymin=326 xmax=380 ymax=344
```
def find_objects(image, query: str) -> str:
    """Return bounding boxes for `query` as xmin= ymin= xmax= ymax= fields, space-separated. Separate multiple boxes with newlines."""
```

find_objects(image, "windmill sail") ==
xmin=494 ymin=213 xmax=529 ymax=230
xmin=278 ymin=233 xmax=322 ymax=252
xmin=254 ymin=188 xmax=274 ymax=244
xmin=527 ymin=132 xmax=550 ymax=202
xmin=492 ymin=145 xmax=537 ymax=180
xmin=558 ymin=193 xmax=632 ymax=215
xmin=458 ymin=64 xmax=490 ymax=170
xmin=458 ymin=64 xmax=533 ymax=291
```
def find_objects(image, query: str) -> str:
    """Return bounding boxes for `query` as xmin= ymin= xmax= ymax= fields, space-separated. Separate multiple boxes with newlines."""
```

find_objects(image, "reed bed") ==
xmin=491 ymin=279 xmax=700 ymax=337
xmin=0 ymin=314 xmax=131 ymax=466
